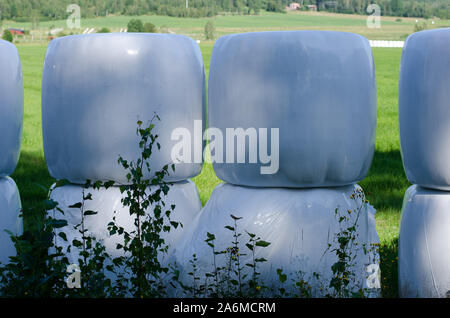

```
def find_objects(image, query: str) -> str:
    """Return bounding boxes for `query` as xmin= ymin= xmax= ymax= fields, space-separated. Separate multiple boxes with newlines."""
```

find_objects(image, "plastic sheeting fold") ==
xmin=208 ymin=31 xmax=376 ymax=188
xmin=0 ymin=177 xmax=23 ymax=265
xmin=49 ymin=180 xmax=202 ymax=264
xmin=399 ymin=28 xmax=450 ymax=190
xmin=399 ymin=185 xmax=450 ymax=298
xmin=168 ymin=183 xmax=380 ymax=297
xmin=0 ymin=40 xmax=24 ymax=177
xmin=42 ymin=33 xmax=205 ymax=185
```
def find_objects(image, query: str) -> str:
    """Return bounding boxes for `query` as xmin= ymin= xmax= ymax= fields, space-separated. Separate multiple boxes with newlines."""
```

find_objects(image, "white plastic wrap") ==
xmin=49 ymin=180 xmax=201 ymax=264
xmin=399 ymin=185 xmax=450 ymax=298
xmin=208 ymin=31 xmax=376 ymax=188
xmin=169 ymin=183 xmax=380 ymax=297
xmin=0 ymin=177 xmax=23 ymax=265
xmin=0 ymin=40 xmax=24 ymax=177
xmin=399 ymin=28 xmax=450 ymax=190
xmin=42 ymin=33 xmax=205 ymax=185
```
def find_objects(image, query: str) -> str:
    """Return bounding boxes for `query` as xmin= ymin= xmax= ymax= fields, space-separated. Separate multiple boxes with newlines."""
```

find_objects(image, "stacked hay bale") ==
xmin=170 ymin=31 xmax=381 ymax=296
xmin=41 ymin=34 xmax=205 ymax=263
xmin=0 ymin=40 xmax=24 ymax=264
xmin=398 ymin=28 xmax=450 ymax=298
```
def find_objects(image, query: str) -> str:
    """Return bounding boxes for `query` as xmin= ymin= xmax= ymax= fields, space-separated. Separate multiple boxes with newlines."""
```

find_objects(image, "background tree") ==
xmin=0 ymin=0 xmax=446 ymax=22
xmin=127 ymin=19 xmax=143 ymax=32
xmin=204 ymin=21 xmax=215 ymax=40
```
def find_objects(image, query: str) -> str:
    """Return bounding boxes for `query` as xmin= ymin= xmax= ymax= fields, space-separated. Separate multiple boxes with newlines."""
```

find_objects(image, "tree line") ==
xmin=0 ymin=0 xmax=447 ymax=21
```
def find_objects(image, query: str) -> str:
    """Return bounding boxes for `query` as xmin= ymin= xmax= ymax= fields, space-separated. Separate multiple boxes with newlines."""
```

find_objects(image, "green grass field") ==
xmin=7 ymin=11 xmax=445 ymax=297
xmin=4 ymin=11 xmax=450 ymax=41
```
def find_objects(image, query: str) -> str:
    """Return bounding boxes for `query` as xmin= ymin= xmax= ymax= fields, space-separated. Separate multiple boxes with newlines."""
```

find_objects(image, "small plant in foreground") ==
xmin=178 ymin=214 xmax=271 ymax=298
xmin=325 ymin=187 xmax=379 ymax=298
xmin=0 ymin=116 xmax=178 ymax=298
xmin=108 ymin=115 xmax=180 ymax=297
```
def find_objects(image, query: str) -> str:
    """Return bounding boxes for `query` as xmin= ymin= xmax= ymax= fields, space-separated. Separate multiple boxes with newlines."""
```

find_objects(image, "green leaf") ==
xmin=246 ymin=231 xmax=256 ymax=238
xmin=72 ymin=239 xmax=83 ymax=247
xmin=58 ymin=232 xmax=68 ymax=241
xmin=68 ymin=202 xmax=82 ymax=209
xmin=43 ymin=199 xmax=58 ymax=210
xmin=49 ymin=219 xmax=68 ymax=228
xmin=224 ymin=225 xmax=234 ymax=231
xmin=84 ymin=210 xmax=98 ymax=216
xmin=255 ymin=240 xmax=271 ymax=247
xmin=104 ymin=180 xmax=115 ymax=188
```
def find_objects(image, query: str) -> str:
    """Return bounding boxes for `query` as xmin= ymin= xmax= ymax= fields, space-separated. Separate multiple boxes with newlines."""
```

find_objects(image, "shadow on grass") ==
xmin=360 ymin=150 xmax=404 ymax=298
xmin=379 ymin=237 xmax=399 ymax=298
xmin=360 ymin=150 xmax=410 ymax=213
xmin=11 ymin=151 xmax=54 ymax=212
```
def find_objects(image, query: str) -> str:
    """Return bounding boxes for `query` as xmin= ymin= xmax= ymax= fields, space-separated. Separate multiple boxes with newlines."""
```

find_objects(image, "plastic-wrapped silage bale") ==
xmin=42 ymin=33 xmax=206 ymax=185
xmin=0 ymin=39 xmax=23 ymax=178
xmin=50 ymin=180 xmax=202 ymax=265
xmin=208 ymin=31 xmax=376 ymax=188
xmin=399 ymin=28 xmax=450 ymax=191
xmin=399 ymin=185 xmax=450 ymax=298
xmin=169 ymin=183 xmax=380 ymax=297
xmin=0 ymin=177 xmax=23 ymax=265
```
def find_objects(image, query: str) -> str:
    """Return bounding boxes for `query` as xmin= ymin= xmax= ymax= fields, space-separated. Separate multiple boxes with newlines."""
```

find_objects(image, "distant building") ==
xmin=306 ymin=4 xmax=317 ymax=11
xmin=8 ymin=28 xmax=25 ymax=35
xmin=287 ymin=2 xmax=301 ymax=10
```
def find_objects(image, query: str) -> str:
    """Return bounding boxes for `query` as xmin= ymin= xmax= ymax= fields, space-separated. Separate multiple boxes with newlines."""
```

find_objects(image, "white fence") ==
xmin=369 ymin=40 xmax=404 ymax=48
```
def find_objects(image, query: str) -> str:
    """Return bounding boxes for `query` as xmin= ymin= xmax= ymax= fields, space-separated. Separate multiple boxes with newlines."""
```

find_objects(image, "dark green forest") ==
xmin=0 ymin=0 xmax=448 ymax=21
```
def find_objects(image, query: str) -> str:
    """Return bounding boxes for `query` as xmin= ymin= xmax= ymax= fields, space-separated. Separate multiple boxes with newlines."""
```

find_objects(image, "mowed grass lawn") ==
xmin=12 ymin=42 xmax=405 ymax=297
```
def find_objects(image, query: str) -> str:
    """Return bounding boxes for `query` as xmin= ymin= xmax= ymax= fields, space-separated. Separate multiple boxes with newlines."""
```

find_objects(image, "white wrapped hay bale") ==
xmin=49 ymin=180 xmax=202 ymax=264
xmin=399 ymin=185 xmax=450 ymax=298
xmin=399 ymin=28 xmax=450 ymax=190
xmin=169 ymin=183 xmax=380 ymax=297
xmin=42 ymin=33 xmax=205 ymax=185
xmin=208 ymin=31 xmax=376 ymax=188
xmin=0 ymin=40 xmax=24 ymax=177
xmin=0 ymin=177 xmax=23 ymax=265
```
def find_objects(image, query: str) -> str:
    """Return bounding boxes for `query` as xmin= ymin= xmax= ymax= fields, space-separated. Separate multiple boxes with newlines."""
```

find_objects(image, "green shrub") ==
xmin=2 ymin=30 xmax=13 ymax=43
xmin=414 ymin=22 xmax=427 ymax=32
xmin=97 ymin=27 xmax=111 ymax=33
xmin=127 ymin=19 xmax=144 ymax=32
xmin=159 ymin=25 xmax=169 ymax=33
xmin=143 ymin=22 xmax=156 ymax=33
